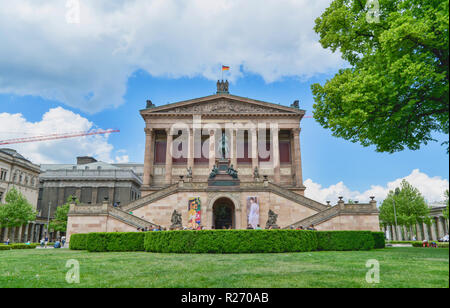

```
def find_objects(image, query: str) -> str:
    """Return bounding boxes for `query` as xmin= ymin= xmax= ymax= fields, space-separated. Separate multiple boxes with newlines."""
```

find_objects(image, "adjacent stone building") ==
xmin=67 ymin=82 xmax=380 ymax=239
xmin=0 ymin=148 xmax=41 ymax=243
xmin=38 ymin=156 xmax=143 ymax=219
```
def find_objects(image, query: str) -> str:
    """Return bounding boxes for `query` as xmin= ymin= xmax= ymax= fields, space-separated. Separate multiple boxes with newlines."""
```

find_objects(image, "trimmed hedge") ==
xmin=86 ymin=232 xmax=146 ymax=252
xmin=316 ymin=231 xmax=375 ymax=251
xmin=372 ymin=232 xmax=386 ymax=249
xmin=144 ymin=230 xmax=318 ymax=253
xmin=69 ymin=230 xmax=384 ymax=253
xmin=69 ymin=233 xmax=89 ymax=250
xmin=412 ymin=242 xmax=449 ymax=248
xmin=0 ymin=243 xmax=38 ymax=250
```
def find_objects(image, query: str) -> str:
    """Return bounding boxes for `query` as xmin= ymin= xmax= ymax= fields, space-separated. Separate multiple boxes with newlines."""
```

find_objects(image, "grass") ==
xmin=0 ymin=247 xmax=448 ymax=288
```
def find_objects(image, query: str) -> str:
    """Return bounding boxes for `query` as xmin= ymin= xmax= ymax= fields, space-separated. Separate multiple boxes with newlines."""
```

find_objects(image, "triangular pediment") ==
xmin=141 ymin=94 xmax=304 ymax=117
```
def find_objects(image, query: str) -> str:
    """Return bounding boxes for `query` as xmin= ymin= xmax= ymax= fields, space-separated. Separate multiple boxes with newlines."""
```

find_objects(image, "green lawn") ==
xmin=0 ymin=247 xmax=448 ymax=288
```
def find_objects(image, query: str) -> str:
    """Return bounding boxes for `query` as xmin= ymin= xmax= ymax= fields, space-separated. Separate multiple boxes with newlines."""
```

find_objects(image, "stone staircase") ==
xmin=69 ymin=203 xmax=159 ymax=229
xmin=267 ymin=183 xmax=330 ymax=212
xmin=286 ymin=202 xmax=378 ymax=229
xmin=121 ymin=184 xmax=179 ymax=212
xmin=109 ymin=207 xmax=159 ymax=229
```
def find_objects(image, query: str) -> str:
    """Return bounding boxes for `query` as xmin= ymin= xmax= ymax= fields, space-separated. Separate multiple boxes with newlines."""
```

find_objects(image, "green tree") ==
xmin=379 ymin=180 xmax=430 ymax=228
xmin=49 ymin=196 xmax=78 ymax=233
xmin=443 ymin=189 xmax=449 ymax=219
xmin=0 ymin=187 xmax=36 ymax=230
xmin=311 ymin=0 xmax=449 ymax=153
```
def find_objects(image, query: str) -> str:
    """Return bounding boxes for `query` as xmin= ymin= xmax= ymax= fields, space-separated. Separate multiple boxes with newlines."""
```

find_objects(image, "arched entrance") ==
xmin=212 ymin=197 xmax=235 ymax=229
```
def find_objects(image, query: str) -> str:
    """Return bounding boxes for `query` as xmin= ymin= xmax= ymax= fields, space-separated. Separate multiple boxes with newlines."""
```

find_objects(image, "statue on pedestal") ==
xmin=227 ymin=164 xmax=238 ymax=179
xmin=170 ymin=210 xmax=183 ymax=229
xmin=209 ymin=165 xmax=218 ymax=179
xmin=253 ymin=166 xmax=260 ymax=181
xmin=186 ymin=166 xmax=193 ymax=179
xmin=265 ymin=209 xmax=279 ymax=229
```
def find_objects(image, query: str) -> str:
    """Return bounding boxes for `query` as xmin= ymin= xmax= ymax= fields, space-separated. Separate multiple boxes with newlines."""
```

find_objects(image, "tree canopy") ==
xmin=311 ymin=0 xmax=449 ymax=153
xmin=49 ymin=196 xmax=78 ymax=233
xmin=0 ymin=187 xmax=36 ymax=228
xmin=443 ymin=189 xmax=449 ymax=219
xmin=379 ymin=179 xmax=430 ymax=226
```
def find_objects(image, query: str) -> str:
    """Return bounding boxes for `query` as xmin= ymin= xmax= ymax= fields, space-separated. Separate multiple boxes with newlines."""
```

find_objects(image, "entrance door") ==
xmin=212 ymin=198 xmax=235 ymax=229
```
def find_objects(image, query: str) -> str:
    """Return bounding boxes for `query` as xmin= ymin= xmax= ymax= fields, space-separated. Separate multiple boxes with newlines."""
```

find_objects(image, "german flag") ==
xmin=222 ymin=65 xmax=230 ymax=71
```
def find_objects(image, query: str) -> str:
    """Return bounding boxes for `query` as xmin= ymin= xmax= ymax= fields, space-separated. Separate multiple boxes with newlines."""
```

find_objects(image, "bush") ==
xmin=412 ymin=242 xmax=449 ymax=248
xmin=316 ymin=231 xmax=375 ymax=251
xmin=144 ymin=230 xmax=319 ymax=253
xmin=69 ymin=233 xmax=89 ymax=250
xmin=372 ymin=232 xmax=386 ymax=249
xmin=0 ymin=243 xmax=38 ymax=250
xmin=86 ymin=232 xmax=146 ymax=252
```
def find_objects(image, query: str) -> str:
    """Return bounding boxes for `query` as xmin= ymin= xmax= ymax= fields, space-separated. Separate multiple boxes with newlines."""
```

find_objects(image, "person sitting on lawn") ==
xmin=54 ymin=239 xmax=61 ymax=249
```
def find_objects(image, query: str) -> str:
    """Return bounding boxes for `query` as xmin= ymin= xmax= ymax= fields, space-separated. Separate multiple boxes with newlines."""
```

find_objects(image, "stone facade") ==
xmin=66 ymin=83 xmax=380 ymax=241
xmin=0 ymin=148 xmax=42 ymax=243
xmin=38 ymin=157 xmax=142 ymax=220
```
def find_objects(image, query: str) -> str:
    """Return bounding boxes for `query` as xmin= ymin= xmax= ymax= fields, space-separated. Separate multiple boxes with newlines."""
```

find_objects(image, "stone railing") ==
xmin=267 ymin=183 xmax=329 ymax=212
xmin=68 ymin=203 xmax=159 ymax=228
xmin=287 ymin=202 xmax=378 ymax=228
xmin=122 ymin=184 xmax=179 ymax=211
xmin=109 ymin=206 xmax=159 ymax=228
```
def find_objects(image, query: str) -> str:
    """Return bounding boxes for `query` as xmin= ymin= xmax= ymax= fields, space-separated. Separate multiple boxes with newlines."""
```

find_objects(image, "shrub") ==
xmin=412 ymin=242 xmax=449 ymax=248
xmin=144 ymin=230 xmax=319 ymax=253
xmin=372 ymin=232 xmax=386 ymax=249
xmin=316 ymin=231 xmax=375 ymax=251
xmin=86 ymin=232 xmax=146 ymax=252
xmin=0 ymin=243 xmax=38 ymax=250
xmin=69 ymin=233 xmax=89 ymax=250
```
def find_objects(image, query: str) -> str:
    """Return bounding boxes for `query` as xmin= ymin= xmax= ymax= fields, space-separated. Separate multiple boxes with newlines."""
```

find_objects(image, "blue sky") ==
xmin=0 ymin=0 xmax=448 ymax=203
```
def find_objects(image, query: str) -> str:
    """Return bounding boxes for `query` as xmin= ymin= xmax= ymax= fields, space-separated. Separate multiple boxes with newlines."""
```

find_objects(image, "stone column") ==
xmin=30 ymin=223 xmax=36 ymax=243
xmin=2 ymin=227 xmax=8 ymax=242
xmin=23 ymin=223 xmax=29 ymax=243
xmin=430 ymin=218 xmax=437 ymax=241
xmin=271 ymin=127 xmax=280 ymax=183
xmin=396 ymin=225 xmax=403 ymax=241
xmin=231 ymin=129 xmax=237 ymax=167
xmin=165 ymin=128 xmax=173 ymax=184
xmin=188 ymin=128 xmax=194 ymax=170
xmin=251 ymin=128 xmax=258 ymax=172
xmin=416 ymin=223 xmax=423 ymax=241
xmin=292 ymin=128 xmax=303 ymax=187
xmin=143 ymin=128 xmax=154 ymax=187
xmin=92 ymin=188 xmax=98 ymax=204
xmin=423 ymin=222 xmax=430 ymax=241
xmin=208 ymin=130 xmax=216 ymax=171
xmin=437 ymin=216 xmax=445 ymax=239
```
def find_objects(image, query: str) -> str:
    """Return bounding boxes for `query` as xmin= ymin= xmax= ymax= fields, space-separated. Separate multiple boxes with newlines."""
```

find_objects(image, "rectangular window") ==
xmin=154 ymin=141 xmax=167 ymax=164
xmin=280 ymin=141 xmax=291 ymax=163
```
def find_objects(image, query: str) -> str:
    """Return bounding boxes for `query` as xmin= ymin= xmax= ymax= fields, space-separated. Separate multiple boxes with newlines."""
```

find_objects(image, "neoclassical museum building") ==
xmin=67 ymin=82 xmax=380 ymax=239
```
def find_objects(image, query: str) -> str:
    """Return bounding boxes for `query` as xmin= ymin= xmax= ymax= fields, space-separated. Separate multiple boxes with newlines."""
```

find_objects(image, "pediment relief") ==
xmin=152 ymin=99 xmax=295 ymax=114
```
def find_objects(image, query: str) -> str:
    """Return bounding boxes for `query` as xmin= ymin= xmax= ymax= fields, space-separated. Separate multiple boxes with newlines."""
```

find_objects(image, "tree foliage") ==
xmin=379 ymin=179 xmax=430 ymax=226
xmin=443 ymin=189 xmax=449 ymax=219
xmin=49 ymin=196 xmax=78 ymax=232
xmin=311 ymin=0 xmax=449 ymax=153
xmin=0 ymin=187 xmax=36 ymax=228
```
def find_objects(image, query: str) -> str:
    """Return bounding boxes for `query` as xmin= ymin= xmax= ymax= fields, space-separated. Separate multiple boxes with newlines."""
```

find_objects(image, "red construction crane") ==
xmin=0 ymin=129 xmax=120 ymax=145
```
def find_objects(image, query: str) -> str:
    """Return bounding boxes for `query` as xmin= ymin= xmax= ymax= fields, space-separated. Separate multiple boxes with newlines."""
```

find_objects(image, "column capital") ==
xmin=144 ymin=127 xmax=154 ymax=135
xmin=292 ymin=127 xmax=301 ymax=135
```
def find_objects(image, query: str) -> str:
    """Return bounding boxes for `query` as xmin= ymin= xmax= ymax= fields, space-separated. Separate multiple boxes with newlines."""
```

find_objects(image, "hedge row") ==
xmin=144 ymin=230 xmax=319 ymax=253
xmin=372 ymin=232 xmax=386 ymax=249
xmin=69 ymin=230 xmax=385 ymax=253
xmin=412 ymin=242 xmax=449 ymax=248
xmin=86 ymin=232 xmax=146 ymax=252
xmin=69 ymin=233 xmax=89 ymax=250
xmin=0 ymin=243 xmax=39 ymax=250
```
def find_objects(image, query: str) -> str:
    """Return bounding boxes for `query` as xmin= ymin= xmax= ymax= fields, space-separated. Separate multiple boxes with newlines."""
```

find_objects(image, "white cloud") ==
xmin=0 ymin=0 xmax=342 ymax=113
xmin=305 ymin=169 xmax=449 ymax=205
xmin=0 ymin=107 xmax=125 ymax=164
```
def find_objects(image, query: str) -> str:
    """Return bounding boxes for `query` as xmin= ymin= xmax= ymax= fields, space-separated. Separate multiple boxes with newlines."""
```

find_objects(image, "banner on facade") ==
xmin=188 ymin=197 xmax=202 ymax=229
xmin=247 ymin=196 xmax=260 ymax=229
